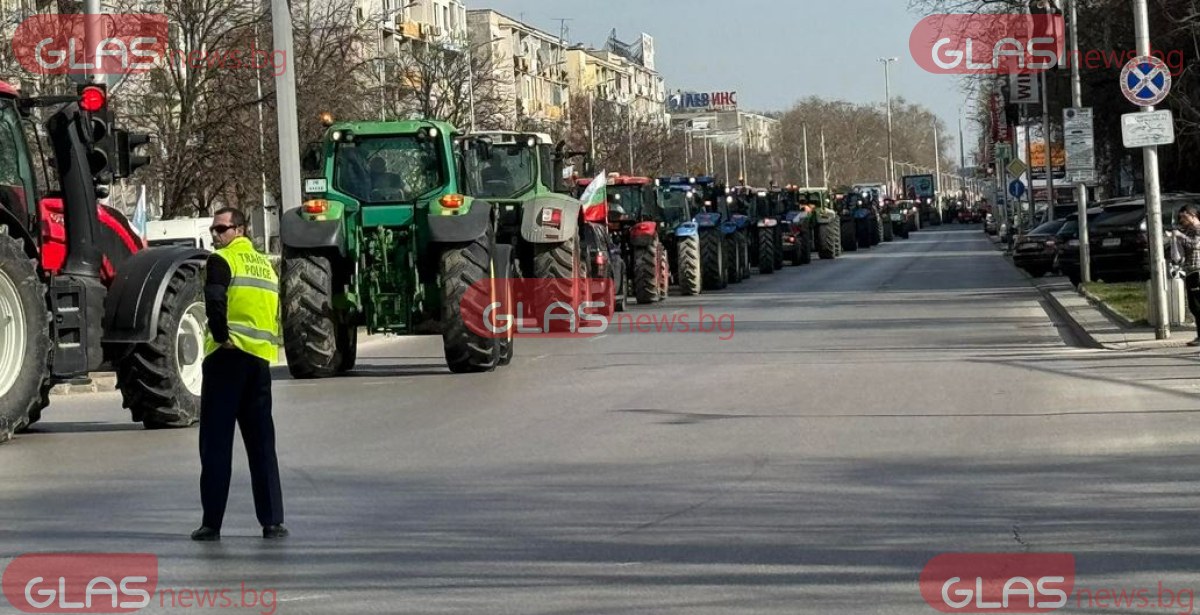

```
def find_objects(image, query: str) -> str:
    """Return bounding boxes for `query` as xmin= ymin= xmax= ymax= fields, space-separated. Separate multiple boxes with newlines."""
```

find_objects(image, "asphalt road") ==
xmin=7 ymin=225 xmax=1200 ymax=614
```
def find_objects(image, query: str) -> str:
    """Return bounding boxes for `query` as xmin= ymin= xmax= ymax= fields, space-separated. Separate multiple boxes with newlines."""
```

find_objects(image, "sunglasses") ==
xmin=209 ymin=224 xmax=240 ymax=234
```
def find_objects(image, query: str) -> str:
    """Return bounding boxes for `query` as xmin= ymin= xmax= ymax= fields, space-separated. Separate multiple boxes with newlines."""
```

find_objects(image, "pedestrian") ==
xmin=192 ymin=207 xmax=288 ymax=541
xmin=1170 ymin=205 xmax=1200 ymax=347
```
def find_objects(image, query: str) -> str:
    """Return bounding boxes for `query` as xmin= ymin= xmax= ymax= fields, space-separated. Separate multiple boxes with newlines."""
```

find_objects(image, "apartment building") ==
xmin=466 ymin=8 xmax=569 ymax=130
xmin=565 ymin=31 xmax=665 ymax=123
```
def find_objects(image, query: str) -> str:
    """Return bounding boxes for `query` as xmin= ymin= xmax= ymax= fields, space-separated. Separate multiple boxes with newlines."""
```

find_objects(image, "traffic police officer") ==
xmin=192 ymin=207 xmax=287 ymax=541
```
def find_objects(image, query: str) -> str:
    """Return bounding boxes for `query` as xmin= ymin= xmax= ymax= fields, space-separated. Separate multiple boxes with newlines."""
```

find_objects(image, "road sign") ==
xmin=1122 ymin=109 xmax=1176 ymax=148
xmin=1009 ymin=179 xmax=1026 ymax=199
xmin=995 ymin=143 xmax=1012 ymax=161
xmin=1063 ymin=107 xmax=1095 ymax=175
xmin=1007 ymin=158 xmax=1028 ymax=178
xmin=1121 ymin=55 xmax=1172 ymax=107
xmin=1009 ymin=73 xmax=1040 ymax=105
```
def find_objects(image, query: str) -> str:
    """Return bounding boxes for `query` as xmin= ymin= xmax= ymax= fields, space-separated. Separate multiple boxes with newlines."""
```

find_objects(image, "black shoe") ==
xmin=262 ymin=524 xmax=289 ymax=539
xmin=191 ymin=526 xmax=220 ymax=541
xmin=1189 ymin=337 xmax=1200 ymax=347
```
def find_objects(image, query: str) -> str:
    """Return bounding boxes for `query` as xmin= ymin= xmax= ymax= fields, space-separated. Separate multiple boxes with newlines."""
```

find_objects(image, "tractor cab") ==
xmin=604 ymin=174 xmax=659 ymax=224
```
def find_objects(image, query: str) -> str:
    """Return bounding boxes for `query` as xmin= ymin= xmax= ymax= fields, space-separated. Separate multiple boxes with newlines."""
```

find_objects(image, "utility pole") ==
xmin=272 ymin=0 xmax=301 ymax=216
xmin=802 ymin=124 xmax=810 ymax=187
xmin=933 ymin=120 xmax=942 ymax=220
xmin=879 ymin=57 xmax=898 ymax=195
xmin=820 ymin=129 xmax=828 ymax=187
xmin=1040 ymin=70 xmax=1056 ymax=211
xmin=1133 ymin=0 xmax=1170 ymax=339
xmin=1068 ymin=0 xmax=1091 ymax=284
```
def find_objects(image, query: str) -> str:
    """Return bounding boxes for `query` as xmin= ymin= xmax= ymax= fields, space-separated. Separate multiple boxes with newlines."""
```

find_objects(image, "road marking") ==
xmin=278 ymin=594 xmax=332 ymax=603
xmin=589 ymin=334 xmax=609 ymax=343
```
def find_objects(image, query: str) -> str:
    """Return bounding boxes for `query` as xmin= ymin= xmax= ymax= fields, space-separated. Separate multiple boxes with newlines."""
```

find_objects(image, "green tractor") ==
xmin=470 ymin=131 xmax=625 ymax=316
xmin=281 ymin=119 xmax=514 ymax=376
xmin=787 ymin=187 xmax=842 ymax=260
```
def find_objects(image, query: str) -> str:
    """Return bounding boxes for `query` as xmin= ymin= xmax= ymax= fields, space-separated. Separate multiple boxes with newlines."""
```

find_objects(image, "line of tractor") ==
xmin=0 ymin=87 xmax=926 ymax=445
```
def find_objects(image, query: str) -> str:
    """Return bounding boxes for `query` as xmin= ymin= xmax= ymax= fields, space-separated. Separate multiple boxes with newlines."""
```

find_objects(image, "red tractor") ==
xmin=0 ymin=81 xmax=209 ymax=443
xmin=585 ymin=174 xmax=669 ymax=305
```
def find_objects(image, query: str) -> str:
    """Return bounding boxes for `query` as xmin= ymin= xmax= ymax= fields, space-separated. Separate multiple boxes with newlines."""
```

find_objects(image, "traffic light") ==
xmin=77 ymin=83 xmax=115 ymax=197
xmin=115 ymin=129 xmax=152 ymax=178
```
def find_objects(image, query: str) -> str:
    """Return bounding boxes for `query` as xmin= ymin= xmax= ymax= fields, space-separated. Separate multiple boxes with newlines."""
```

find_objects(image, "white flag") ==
xmin=131 ymin=185 xmax=148 ymax=238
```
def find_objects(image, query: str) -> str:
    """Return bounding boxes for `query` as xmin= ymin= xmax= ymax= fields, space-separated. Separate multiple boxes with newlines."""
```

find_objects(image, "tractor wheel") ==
xmin=678 ymin=235 xmax=702 ymax=296
xmin=657 ymin=245 xmax=670 ymax=301
xmin=441 ymin=234 xmax=499 ymax=373
xmin=842 ymin=221 xmax=858 ymax=252
xmin=282 ymin=252 xmax=341 ymax=379
xmin=0 ymin=231 xmax=52 ymax=443
xmin=336 ymin=323 xmax=357 ymax=373
xmin=495 ymin=244 xmax=515 ymax=367
xmin=873 ymin=214 xmax=884 ymax=245
xmin=799 ymin=229 xmax=813 ymax=264
xmin=534 ymin=235 xmax=583 ymax=333
xmin=883 ymin=219 xmax=894 ymax=242
xmin=116 ymin=261 xmax=205 ymax=429
xmin=634 ymin=246 xmax=658 ymax=304
xmin=725 ymin=234 xmax=741 ymax=284
xmin=735 ymin=231 xmax=750 ymax=280
xmin=758 ymin=227 xmax=776 ymax=274
xmin=700 ymin=229 xmax=726 ymax=290
xmin=818 ymin=223 xmax=837 ymax=260
xmin=774 ymin=229 xmax=784 ymax=270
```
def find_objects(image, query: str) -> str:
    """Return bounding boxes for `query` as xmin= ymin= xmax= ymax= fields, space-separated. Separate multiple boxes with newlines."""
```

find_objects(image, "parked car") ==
xmin=1053 ymin=207 xmax=1107 ymax=285
xmin=1013 ymin=219 xmax=1067 ymax=277
xmin=1033 ymin=203 xmax=1080 ymax=227
xmin=1059 ymin=193 xmax=1200 ymax=285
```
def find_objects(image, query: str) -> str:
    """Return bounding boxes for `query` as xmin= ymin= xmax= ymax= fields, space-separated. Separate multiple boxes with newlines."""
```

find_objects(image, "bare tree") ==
xmin=390 ymin=36 xmax=507 ymax=130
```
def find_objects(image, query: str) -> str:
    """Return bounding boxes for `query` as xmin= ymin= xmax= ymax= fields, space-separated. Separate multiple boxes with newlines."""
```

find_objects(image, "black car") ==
xmin=1053 ymin=207 xmax=1105 ymax=285
xmin=1057 ymin=194 xmax=1200 ymax=285
xmin=1013 ymin=219 xmax=1066 ymax=277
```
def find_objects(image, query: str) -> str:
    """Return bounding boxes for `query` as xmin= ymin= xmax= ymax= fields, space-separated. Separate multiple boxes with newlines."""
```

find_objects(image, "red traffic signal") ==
xmin=79 ymin=85 xmax=107 ymax=113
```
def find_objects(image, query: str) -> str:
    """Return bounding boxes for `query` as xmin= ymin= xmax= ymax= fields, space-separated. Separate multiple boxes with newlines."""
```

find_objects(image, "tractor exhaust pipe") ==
xmin=46 ymin=105 xmax=102 ymax=278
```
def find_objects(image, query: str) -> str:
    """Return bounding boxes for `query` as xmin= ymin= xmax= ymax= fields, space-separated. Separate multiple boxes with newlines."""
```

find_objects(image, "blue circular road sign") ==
xmin=1121 ymin=55 xmax=1172 ymax=106
xmin=1009 ymin=180 xmax=1026 ymax=199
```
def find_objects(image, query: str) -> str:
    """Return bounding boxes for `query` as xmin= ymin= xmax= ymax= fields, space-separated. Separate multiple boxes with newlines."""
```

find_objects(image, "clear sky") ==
xmin=473 ymin=0 xmax=976 ymax=163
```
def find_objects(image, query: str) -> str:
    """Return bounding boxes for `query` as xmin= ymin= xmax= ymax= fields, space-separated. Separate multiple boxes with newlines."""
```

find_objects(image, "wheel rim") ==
xmin=176 ymin=301 xmax=207 ymax=397
xmin=0 ymin=268 xmax=26 ymax=400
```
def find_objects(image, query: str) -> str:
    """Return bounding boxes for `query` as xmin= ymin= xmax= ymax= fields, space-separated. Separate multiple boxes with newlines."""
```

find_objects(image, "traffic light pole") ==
xmin=273 ymin=0 xmax=302 ymax=223
xmin=1133 ymin=0 xmax=1170 ymax=339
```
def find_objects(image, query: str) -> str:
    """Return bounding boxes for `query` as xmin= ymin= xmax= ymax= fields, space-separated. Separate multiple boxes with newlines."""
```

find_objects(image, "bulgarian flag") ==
xmin=578 ymin=169 xmax=607 ymax=214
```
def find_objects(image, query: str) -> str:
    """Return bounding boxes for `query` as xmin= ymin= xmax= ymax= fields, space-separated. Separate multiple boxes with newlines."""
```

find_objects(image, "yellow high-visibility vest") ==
xmin=204 ymin=237 xmax=280 ymax=363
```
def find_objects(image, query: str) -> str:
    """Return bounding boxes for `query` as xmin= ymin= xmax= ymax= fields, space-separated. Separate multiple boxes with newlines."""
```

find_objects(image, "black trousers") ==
xmin=199 ymin=347 xmax=284 ymax=529
xmin=1188 ymin=273 xmax=1200 ymax=336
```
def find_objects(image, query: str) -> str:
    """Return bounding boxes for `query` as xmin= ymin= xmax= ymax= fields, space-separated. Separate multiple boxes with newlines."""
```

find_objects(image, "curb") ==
xmin=1036 ymin=284 xmax=1105 ymax=350
xmin=50 ymin=373 xmax=117 ymax=396
xmin=1076 ymin=287 xmax=1143 ymax=329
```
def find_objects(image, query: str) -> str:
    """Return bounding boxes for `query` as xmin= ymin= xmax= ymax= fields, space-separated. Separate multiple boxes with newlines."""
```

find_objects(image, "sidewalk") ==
xmin=989 ymin=233 xmax=1195 ymax=351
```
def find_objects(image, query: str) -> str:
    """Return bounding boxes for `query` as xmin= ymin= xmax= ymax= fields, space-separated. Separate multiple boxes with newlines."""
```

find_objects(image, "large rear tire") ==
xmin=818 ymin=223 xmax=838 ymax=260
xmin=634 ymin=246 xmax=658 ymax=304
xmin=725 ymin=234 xmax=741 ymax=284
xmin=116 ymin=262 xmax=205 ymax=429
xmin=678 ymin=235 xmax=702 ymax=296
xmin=758 ymin=227 xmax=776 ymax=274
xmin=700 ymin=229 xmax=726 ymax=290
xmin=0 ymin=232 xmax=52 ymax=443
xmin=774 ymin=228 xmax=784 ymax=270
xmin=735 ymin=231 xmax=750 ymax=280
xmin=496 ymin=244 xmax=515 ymax=366
xmin=282 ymin=253 xmax=341 ymax=379
xmin=441 ymin=234 xmax=499 ymax=373
xmin=883 ymin=218 xmax=894 ymax=242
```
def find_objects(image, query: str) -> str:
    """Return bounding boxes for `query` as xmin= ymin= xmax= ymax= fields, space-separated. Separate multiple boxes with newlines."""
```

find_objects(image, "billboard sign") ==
xmin=903 ymin=174 xmax=936 ymax=200
xmin=668 ymin=90 xmax=738 ymax=113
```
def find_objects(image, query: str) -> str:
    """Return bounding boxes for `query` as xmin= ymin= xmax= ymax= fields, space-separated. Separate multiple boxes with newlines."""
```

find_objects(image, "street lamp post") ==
xmin=879 ymin=57 xmax=898 ymax=195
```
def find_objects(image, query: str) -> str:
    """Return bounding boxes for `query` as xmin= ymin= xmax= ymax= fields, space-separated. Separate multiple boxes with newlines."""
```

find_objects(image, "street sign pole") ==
xmin=1023 ymin=106 xmax=1035 ymax=231
xmin=1133 ymin=0 xmax=1170 ymax=339
xmin=1040 ymin=70 xmax=1056 ymax=212
xmin=1068 ymin=0 xmax=1091 ymax=283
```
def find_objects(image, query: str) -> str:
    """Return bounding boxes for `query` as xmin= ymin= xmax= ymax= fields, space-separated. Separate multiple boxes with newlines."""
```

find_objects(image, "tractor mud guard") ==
xmin=629 ymin=221 xmax=658 ymax=248
xmin=102 ymin=245 xmax=208 ymax=344
xmin=0 ymin=205 xmax=38 ymax=259
xmin=675 ymin=222 xmax=699 ymax=238
xmin=520 ymin=195 xmax=581 ymax=244
xmin=280 ymin=209 xmax=345 ymax=256
xmin=428 ymin=199 xmax=492 ymax=243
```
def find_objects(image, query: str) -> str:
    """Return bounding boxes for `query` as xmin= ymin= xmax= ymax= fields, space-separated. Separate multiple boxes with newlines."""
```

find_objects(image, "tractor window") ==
xmin=333 ymin=135 xmax=445 ymax=204
xmin=0 ymin=102 xmax=35 ymax=221
xmin=608 ymin=185 xmax=643 ymax=218
xmin=662 ymin=190 xmax=691 ymax=225
xmin=472 ymin=144 xmax=536 ymax=199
